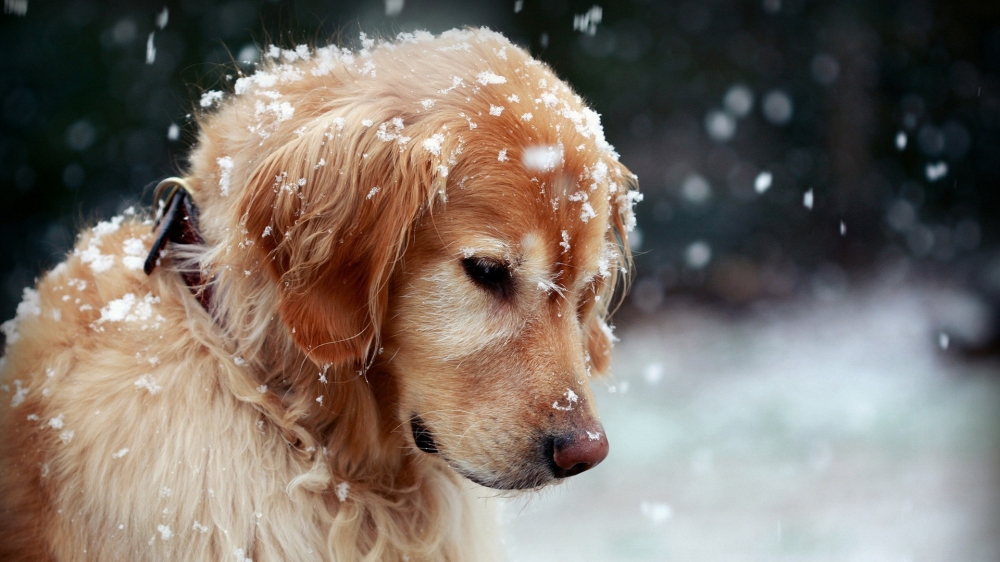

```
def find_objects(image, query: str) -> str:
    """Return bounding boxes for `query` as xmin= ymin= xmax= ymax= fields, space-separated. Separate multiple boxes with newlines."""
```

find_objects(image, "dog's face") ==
xmin=207 ymin=30 xmax=638 ymax=490
xmin=383 ymin=141 xmax=621 ymax=489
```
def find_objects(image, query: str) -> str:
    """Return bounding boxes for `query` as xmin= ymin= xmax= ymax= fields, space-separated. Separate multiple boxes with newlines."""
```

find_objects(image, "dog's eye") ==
xmin=462 ymin=257 xmax=515 ymax=299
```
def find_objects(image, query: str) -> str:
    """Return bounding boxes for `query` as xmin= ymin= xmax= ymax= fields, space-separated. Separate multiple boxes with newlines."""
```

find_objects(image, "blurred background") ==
xmin=2 ymin=0 xmax=999 ymax=559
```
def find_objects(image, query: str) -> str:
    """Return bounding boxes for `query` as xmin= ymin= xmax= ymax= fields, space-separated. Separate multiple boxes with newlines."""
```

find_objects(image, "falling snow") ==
xmin=573 ymin=6 xmax=603 ymax=36
xmin=521 ymin=145 xmax=562 ymax=171
xmin=145 ymin=32 xmax=156 ymax=64
xmin=685 ymin=241 xmax=712 ymax=269
xmin=640 ymin=501 xmax=673 ymax=525
xmin=926 ymin=161 xmax=948 ymax=182
xmin=4 ymin=0 xmax=27 ymax=16
xmin=385 ymin=0 xmax=403 ymax=17
xmin=754 ymin=171 xmax=772 ymax=194
xmin=155 ymin=6 xmax=168 ymax=29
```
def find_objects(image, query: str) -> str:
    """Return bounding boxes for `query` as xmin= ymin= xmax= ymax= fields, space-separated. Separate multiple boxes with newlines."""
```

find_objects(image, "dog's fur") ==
xmin=0 ymin=29 xmax=638 ymax=561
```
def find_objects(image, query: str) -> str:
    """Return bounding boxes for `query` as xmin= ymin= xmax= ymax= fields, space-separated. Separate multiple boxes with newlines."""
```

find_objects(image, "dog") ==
xmin=0 ymin=28 xmax=639 ymax=561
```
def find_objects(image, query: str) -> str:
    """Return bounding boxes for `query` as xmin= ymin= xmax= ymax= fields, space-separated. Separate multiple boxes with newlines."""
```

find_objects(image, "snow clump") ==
xmin=94 ymin=293 xmax=161 ymax=328
xmin=200 ymin=90 xmax=224 ymax=108
xmin=122 ymin=237 xmax=147 ymax=270
xmin=422 ymin=133 xmax=445 ymax=156
xmin=1 ymin=287 xmax=41 ymax=345
xmin=134 ymin=374 xmax=162 ymax=395
xmin=217 ymin=156 xmax=234 ymax=196
xmin=10 ymin=380 xmax=28 ymax=408
xmin=76 ymin=216 xmax=125 ymax=274
xmin=476 ymin=71 xmax=507 ymax=85
xmin=552 ymin=388 xmax=579 ymax=411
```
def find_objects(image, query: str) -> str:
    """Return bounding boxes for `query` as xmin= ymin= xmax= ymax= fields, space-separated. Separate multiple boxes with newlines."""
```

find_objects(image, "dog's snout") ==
xmin=548 ymin=426 xmax=609 ymax=478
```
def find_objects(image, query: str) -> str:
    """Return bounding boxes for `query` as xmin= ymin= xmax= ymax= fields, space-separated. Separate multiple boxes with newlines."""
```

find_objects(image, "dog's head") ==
xmin=192 ymin=29 xmax=639 ymax=490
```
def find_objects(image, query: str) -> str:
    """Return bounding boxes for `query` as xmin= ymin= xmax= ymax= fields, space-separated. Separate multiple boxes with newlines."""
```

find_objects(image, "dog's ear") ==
xmin=238 ymin=113 xmax=454 ymax=366
xmin=585 ymin=315 xmax=614 ymax=375
xmin=584 ymin=160 xmax=639 ymax=377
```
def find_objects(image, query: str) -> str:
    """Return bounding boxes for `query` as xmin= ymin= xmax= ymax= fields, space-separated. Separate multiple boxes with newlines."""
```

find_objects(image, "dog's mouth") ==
xmin=410 ymin=415 xmax=439 ymax=454
xmin=408 ymin=413 xmax=556 ymax=490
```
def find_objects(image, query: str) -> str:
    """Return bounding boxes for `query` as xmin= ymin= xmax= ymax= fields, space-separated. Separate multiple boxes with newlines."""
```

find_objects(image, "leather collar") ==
xmin=144 ymin=177 xmax=214 ymax=312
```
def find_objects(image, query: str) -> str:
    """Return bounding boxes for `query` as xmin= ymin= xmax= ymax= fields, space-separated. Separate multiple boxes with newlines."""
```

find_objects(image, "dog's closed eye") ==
xmin=461 ymin=257 xmax=516 ymax=300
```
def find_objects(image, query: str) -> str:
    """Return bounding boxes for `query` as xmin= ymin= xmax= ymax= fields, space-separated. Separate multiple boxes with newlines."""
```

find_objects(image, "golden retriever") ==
xmin=0 ymin=28 xmax=639 ymax=561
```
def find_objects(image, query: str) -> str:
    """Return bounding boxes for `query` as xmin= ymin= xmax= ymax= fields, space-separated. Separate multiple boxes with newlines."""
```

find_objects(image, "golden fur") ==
xmin=0 ymin=28 xmax=638 ymax=561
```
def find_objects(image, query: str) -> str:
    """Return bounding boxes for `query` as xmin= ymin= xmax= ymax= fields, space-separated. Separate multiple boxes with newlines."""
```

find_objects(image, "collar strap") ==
xmin=144 ymin=177 xmax=214 ymax=312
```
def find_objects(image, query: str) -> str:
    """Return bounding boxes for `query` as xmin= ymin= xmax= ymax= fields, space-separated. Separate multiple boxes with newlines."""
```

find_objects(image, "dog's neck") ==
xmin=193 ymin=237 xmax=413 ymax=491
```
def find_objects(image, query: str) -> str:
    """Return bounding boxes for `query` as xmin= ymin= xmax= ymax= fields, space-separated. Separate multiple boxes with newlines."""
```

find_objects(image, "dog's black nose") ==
xmin=549 ymin=427 xmax=609 ymax=478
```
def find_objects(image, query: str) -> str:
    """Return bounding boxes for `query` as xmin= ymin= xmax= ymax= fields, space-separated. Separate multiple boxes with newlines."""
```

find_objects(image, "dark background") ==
xmin=2 ymin=0 xmax=999 ymax=333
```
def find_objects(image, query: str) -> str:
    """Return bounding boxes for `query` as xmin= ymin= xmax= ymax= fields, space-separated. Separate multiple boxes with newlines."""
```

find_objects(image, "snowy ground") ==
xmin=501 ymin=284 xmax=1000 ymax=562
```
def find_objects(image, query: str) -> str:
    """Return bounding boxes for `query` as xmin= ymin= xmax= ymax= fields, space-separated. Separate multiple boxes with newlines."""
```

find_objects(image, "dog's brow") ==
xmin=456 ymin=238 xmax=511 ymax=260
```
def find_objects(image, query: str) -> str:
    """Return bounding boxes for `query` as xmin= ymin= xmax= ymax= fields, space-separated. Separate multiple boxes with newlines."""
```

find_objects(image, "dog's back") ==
xmin=0 ymin=216 xmax=274 ymax=560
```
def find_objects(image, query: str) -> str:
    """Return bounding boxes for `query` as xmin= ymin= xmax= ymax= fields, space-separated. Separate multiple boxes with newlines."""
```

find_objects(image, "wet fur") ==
xmin=0 ymin=29 xmax=637 ymax=561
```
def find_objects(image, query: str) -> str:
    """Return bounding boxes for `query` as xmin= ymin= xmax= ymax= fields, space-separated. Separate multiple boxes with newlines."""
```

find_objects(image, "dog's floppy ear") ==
xmin=584 ymin=161 xmax=639 ymax=377
xmin=586 ymin=314 xmax=614 ymax=375
xmin=238 ymin=112 xmax=452 ymax=366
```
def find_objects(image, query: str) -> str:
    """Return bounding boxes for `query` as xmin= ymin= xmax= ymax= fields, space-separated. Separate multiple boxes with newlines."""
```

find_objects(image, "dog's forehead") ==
xmin=441 ymin=163 xmax=611 ymax=286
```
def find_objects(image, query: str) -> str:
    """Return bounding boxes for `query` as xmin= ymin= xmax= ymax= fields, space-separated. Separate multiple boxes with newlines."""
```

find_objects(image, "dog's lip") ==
xmin=409 ymin=415 xmax=557 ymax=490
xmin=454 ymin=466 xmax=553 ymax=491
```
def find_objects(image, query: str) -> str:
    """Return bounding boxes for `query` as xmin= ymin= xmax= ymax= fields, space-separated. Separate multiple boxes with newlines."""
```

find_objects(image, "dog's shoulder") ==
xmin=0 ymin=213 xmax=281 ymax=559
xmin=2 ymin=213 xmax=152 ymax=385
